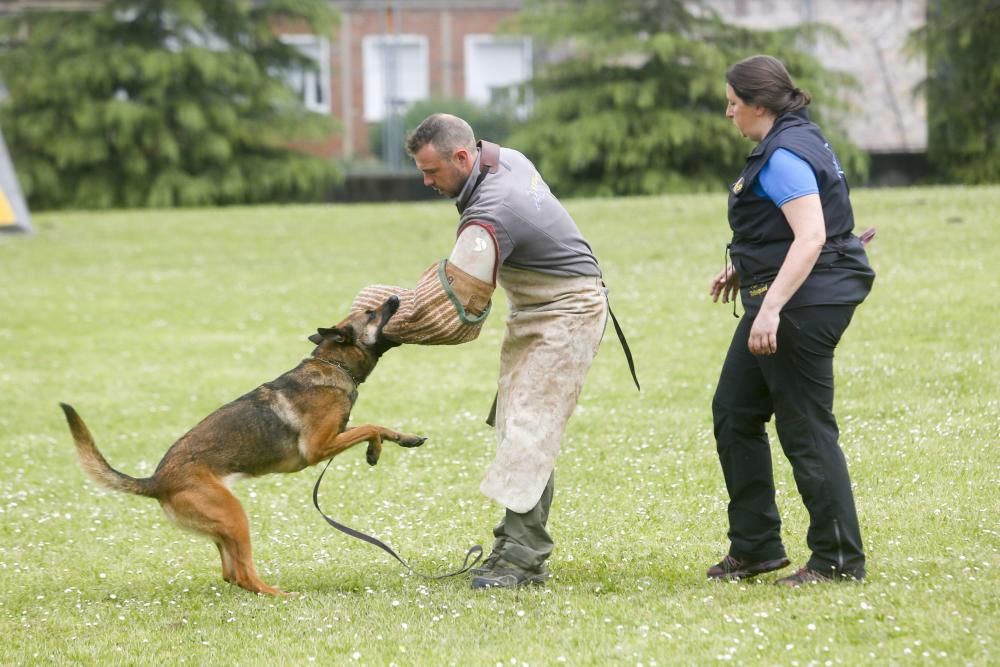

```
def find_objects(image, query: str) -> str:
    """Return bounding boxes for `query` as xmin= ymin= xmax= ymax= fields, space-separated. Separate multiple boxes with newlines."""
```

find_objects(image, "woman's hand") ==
xmin=748 ymin=308 xmax=779 ymax=355
xmin=710 ymin=264 xmax=740 ymax=304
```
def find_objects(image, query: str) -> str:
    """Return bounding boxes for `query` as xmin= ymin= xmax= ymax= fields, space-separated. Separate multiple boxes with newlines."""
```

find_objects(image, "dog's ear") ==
xmin=309 ymin=327 xmax=348 ymax=345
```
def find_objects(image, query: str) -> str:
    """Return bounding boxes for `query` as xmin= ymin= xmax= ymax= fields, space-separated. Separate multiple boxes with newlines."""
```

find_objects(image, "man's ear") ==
xmin=454 ymin=146 xmax=472 ymax=168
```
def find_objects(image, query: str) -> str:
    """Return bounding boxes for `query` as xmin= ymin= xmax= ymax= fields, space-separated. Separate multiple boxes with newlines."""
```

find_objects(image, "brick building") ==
xmin=321 ymin=0 xmax=526 ymax=161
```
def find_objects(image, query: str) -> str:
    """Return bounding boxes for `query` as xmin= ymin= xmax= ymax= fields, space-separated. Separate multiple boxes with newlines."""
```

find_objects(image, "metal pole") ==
xmin=382 ymin=0 xmax=403 ymax=171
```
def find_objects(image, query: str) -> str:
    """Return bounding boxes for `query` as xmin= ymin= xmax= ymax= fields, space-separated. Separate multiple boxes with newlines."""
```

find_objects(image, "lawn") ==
xmin=1 ymin=186 xmax=997 ymax=665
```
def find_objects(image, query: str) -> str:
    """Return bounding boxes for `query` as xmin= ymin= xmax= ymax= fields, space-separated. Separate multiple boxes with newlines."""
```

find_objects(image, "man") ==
xmin=366 ymin=113 xmax=609 ymax=589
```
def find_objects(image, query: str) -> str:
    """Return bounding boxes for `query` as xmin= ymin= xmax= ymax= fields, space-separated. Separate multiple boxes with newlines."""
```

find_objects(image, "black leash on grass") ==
xmin=312 ymin=457 xmax=484 ymax=579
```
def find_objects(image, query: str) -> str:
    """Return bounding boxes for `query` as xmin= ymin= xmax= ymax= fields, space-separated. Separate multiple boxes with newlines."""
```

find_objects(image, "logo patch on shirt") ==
xmin=527 ymin=172 xmax=546 ymax=210
xmin=748 ymin=282 xmax=769 ymax=297
xmin=731 ymin=177 xmax=744 ymax=194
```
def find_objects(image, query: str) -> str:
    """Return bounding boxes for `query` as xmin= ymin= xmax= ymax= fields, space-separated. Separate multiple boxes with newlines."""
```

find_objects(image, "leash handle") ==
xmin=312 ymin=458 xmax=484 ymax=579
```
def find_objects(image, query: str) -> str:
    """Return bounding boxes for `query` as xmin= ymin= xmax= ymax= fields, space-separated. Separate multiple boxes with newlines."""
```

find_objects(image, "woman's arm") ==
xmin=747 ymin=193 xmax=825 ymax=355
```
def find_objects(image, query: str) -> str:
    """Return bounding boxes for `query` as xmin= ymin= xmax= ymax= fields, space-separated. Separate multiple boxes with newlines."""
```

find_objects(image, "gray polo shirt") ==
xmin=455 ymin=146 xmax=601 ymax=278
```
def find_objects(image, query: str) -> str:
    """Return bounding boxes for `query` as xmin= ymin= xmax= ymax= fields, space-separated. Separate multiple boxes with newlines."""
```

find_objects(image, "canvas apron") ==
xmin=479 ymin=266 xmax=607 ymax=513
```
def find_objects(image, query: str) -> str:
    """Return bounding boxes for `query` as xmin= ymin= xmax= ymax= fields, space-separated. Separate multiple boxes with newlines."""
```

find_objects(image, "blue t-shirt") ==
xmin=752 ymin=147 xmax=819 ymax=206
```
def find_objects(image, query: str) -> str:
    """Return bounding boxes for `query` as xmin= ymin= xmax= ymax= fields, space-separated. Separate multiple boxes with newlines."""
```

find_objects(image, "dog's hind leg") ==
xmin=163 ymin=479 xmax=290 ymax=596
xmin=215 ymin=541 xmax=236 ymax=585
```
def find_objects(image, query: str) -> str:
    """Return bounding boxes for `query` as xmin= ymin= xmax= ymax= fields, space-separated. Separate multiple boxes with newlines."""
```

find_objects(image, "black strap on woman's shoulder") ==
xmin=312 ymin=457 xmax=483 ymax=579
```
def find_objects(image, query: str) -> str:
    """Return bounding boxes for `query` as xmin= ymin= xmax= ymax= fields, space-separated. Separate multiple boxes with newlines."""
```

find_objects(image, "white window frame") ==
xmin=463 ymin=34 xmax=532 ymax=111
xmin=362 ymin=34 xmax=430 ymax=122
xmin=280 ymin=34 xmax=332 ymax=114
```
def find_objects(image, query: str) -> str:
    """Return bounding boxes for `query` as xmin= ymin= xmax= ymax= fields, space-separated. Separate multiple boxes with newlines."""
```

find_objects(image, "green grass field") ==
xmin=1 ymin=186 xmax=997 ymax=665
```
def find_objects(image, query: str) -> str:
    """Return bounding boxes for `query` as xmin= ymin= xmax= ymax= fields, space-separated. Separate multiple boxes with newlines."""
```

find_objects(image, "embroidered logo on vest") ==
xmin=731 ymin=177 xmax=744 ymax=194
xmin=824 ymin=142 xmax=845 ymax=179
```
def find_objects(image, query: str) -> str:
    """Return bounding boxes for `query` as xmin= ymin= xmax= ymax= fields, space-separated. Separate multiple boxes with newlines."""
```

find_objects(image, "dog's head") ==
xmin=308 ymin=295 xmax=401 ymax=375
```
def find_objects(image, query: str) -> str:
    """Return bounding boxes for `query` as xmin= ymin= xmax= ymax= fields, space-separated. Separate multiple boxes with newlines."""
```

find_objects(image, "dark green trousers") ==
xmin=491 ymin=473 xmax=554 ymax=570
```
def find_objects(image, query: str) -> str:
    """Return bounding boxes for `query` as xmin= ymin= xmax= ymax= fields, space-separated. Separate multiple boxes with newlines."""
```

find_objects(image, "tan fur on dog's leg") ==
xmin=302 ymin=422 xmax=380 ymax=466
xmin=215 ymin=541 xmax=236 ymax=585
xmin=303 ymin=423 xmax=426 ymax=466
xmin=164 ymin=479 xmax=288 ymax=596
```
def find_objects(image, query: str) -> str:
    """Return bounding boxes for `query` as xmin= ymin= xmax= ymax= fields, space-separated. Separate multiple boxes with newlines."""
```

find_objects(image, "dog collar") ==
xmin=308 ymin=357 xmax=362 ymax=386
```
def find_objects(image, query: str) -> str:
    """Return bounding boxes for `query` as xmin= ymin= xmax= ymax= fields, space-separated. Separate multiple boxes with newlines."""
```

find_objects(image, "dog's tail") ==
xmin=59 ymin=403 xmax=158 ymax=497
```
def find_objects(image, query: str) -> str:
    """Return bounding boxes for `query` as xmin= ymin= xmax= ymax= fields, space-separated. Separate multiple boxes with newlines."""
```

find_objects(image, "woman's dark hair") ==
xmin=726 ymin=55 xmax=811 ymax=114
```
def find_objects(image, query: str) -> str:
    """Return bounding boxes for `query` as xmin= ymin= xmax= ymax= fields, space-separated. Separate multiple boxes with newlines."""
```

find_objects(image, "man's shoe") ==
xmin=469 ymin=550 xmax=502 ymax=577
xmin=470 ymin=557 xmax=549 ymax=590
xmin=776 ymin=565 xmax=862 ymax=587
xmin=707 ymin=554 xmax=791 ymax=581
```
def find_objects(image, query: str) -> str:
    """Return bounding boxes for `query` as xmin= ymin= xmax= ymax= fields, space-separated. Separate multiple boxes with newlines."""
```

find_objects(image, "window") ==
xmin=464 ymin=35 xmax=532 ymax=111
xmin=362 ymin=34 xmax=429 ymax=122
xmin=280 ymin=35 xmax=332 ymax=114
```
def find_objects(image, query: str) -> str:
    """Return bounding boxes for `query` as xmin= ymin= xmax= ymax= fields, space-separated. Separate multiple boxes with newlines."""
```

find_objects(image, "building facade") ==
xmin=2 ymin=0 xmax=928 ymax=175
xmin=709 ymin=0 xmax=927 ymax=155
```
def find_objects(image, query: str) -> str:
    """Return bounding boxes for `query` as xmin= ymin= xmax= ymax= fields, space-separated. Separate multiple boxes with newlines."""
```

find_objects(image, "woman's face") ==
xmin=725 ymin=83 xmax=771 ymax=143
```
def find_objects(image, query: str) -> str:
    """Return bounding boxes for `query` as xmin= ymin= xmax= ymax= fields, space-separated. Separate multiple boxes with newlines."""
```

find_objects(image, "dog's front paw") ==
xmin=399 ymin=434 xmax=427 ymax=448
xmin=366 ymin=442 xmax=382 ymax=466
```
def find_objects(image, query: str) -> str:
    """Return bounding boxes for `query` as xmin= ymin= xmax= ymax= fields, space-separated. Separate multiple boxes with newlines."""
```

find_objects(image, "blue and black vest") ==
xmin=727 ymin=110 xmax=875 ymax=315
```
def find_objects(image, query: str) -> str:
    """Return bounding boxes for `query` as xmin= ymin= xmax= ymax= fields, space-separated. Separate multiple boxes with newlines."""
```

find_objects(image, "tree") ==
xmin=0 ymin=0 xmax=339 ymax=209
xmin=506 ymin=0 xmax=865 ymax=197
xmin=915 ymin=0 xmax=1000 ymax=183
xmin=367 ymin=96 xmax=519 ymax=168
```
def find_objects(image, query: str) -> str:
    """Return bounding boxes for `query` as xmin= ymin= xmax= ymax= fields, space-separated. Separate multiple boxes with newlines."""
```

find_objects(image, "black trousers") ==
xmin=712 ymin=305 xmax=865 ymax=578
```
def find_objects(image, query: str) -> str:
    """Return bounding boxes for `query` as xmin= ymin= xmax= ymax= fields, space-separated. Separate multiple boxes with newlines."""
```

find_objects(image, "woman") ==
xmin=707 ymin=55 xmax=875 ymax=586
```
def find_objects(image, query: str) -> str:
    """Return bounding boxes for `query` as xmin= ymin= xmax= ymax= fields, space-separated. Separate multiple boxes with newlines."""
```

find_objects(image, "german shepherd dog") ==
xmin=60 ymin=295 xmax=424 ymax=595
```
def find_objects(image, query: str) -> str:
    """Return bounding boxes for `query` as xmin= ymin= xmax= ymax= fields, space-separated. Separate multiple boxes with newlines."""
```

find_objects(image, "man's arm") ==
xmin=449 ymin=223 xmax=498 ymax=284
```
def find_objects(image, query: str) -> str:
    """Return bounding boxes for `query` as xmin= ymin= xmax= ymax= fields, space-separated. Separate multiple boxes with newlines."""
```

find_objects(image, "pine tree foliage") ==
xmin=507 ymin=0 xmax=865 ymax=197
xmin=915 ymin=0 xmax=1000 ymax=184
xmin=0 ymin=0 xmax=340 ymax=209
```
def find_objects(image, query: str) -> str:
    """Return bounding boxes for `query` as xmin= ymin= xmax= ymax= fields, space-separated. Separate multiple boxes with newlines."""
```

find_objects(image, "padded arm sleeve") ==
xmin=351 ymin=260 xmax=495 ymax=345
